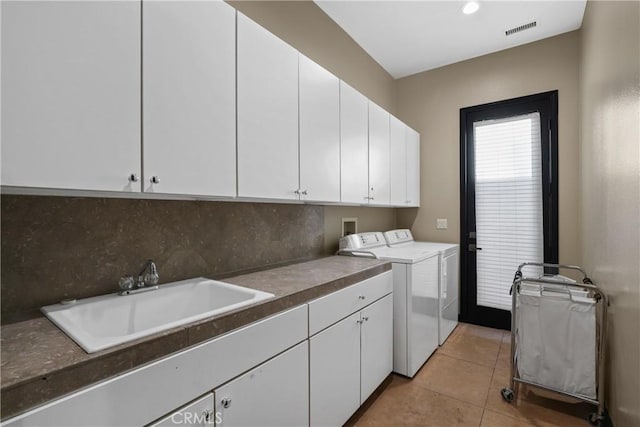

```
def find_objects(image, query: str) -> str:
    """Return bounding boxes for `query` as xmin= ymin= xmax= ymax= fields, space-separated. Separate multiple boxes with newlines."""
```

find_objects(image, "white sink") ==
xmin=41 ymin=278 xmax=274 ymax=353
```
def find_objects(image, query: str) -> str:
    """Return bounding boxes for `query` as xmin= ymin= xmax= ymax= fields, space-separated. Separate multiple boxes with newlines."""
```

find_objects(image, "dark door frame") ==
xmin=459 ymin=91 xmax=559 ymax=330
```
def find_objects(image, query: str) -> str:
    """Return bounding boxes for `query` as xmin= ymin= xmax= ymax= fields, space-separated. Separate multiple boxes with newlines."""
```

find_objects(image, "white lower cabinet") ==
xmin=310 ymin=292 xmax=393 ymax=427
xmin=310 ymin=312 xmax=361 ymax=427
xmin=4 ymin=275 xmax=394 ymax=427
xmin=215 ymin=341 xmax=309 ymax=427
xmin=149 ymin=394 xmax=215 ymax=427
xmin=360 ymin=295 xmax=394 ymax=403
xmin=4 ymin=306 xmax=308 ymax=427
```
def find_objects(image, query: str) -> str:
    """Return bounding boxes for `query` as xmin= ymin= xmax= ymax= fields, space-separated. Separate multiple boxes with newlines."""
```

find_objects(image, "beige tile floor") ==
xmin=348 ymin=323 xmax=595 ymax=426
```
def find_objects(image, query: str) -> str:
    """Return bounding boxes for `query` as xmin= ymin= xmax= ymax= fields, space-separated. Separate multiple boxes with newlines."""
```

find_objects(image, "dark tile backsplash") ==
xmin=1 ymin=195 xmax=325 ymax=320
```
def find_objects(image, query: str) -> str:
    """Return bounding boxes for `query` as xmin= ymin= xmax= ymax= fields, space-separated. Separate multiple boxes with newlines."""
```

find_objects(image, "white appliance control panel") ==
xmin=383 ymin=229 xmax=414 ymax=245
xmin=339 ymin=232 xmax=386 ymax=250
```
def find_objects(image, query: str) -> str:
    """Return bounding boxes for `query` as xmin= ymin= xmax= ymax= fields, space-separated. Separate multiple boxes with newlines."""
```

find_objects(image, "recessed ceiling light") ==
xmin=463 ymin=1 xmax=480 ymax=15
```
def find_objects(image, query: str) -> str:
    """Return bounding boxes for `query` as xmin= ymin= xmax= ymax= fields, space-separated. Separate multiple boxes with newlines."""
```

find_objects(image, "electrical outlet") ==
xmin=436 ymin=218 xmax=448 ymax=230
xmin=342 ymin=218 xmax=357 ymax=237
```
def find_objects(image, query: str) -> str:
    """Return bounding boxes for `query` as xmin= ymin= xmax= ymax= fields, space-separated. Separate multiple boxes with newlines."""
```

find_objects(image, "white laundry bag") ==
xmin=516 ymin=283 xmax=597 ymax=399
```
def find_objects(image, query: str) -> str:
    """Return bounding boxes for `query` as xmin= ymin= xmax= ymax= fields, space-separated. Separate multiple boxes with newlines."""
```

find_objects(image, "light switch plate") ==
xmin=436 ymin=218 xmax=448 ymax=230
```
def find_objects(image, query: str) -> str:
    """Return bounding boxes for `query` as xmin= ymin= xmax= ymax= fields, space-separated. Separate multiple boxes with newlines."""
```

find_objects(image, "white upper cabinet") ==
xmin=237 ymin=13 xmax=299 ymax=200
xmin=389 ymin=115 xmax=408 ymax=205
xmin=406 ymin=127 xmax=421 ymax=207
xmin=1 ymin=0 xmax=141 ymax=192
xmin=340 ymin=82 xmax=369 ymax=204
xmin=390 ymin=117 xmax=421 ymax=207
xmin=142 ymin=0 xmax=236 ymax=197
xmin=299 ymin=55 xmax=341 ymax=203
xmin=368 ymin=102 xmax=391 ymax=205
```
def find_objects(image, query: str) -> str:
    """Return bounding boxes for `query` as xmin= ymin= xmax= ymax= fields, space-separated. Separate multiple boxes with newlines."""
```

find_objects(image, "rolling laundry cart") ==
xmin=500 ymin=263 xmax=608 ymax=426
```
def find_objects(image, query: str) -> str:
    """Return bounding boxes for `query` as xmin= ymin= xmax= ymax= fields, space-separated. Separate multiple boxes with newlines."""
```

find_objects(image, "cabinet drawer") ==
xmin=148 ymin=394 xmax=214 ymax=427
xmin=308 ymin=271 xmax=392 ymax=336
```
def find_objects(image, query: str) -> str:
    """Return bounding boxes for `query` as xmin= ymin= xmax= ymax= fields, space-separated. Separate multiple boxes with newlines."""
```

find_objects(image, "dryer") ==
xmin=384 ymin=229 xmax=459 ymax=346
xmin=339 ymin=232 xmax=439 ymax=378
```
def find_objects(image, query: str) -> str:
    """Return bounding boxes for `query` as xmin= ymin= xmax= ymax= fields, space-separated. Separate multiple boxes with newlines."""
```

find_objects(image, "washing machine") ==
xmin=383 ymin=229 xmax=459 ymax=346
xmin=339 ymin=232 xmax=439 ymax=377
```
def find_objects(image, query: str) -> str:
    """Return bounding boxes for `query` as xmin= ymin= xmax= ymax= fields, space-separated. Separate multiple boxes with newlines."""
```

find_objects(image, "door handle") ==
xmin=468 ymin=244 xmax=482 ymax=252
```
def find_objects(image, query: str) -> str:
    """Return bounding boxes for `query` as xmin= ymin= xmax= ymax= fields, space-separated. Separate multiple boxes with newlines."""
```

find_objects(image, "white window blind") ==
xmin=474 ymin=112 xmax=544 ymax=311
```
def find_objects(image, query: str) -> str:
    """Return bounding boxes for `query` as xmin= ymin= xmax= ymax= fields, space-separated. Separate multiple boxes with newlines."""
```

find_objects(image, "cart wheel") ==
xmin=588 ymin=412 xmax=602 ymax=426
xmin=500 ymin=388 xmax=515 ymax=403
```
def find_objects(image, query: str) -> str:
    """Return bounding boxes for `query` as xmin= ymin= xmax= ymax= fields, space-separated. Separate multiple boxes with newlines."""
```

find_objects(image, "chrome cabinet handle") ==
xmin=294 ymin=189 xmax=300 ymax=195
xmin=301 ymin=190 xmax=308 ymax=195
xmin=202 ymin=409 xmax=212 ymax=422
xmin=357 ymin=317 xmax=369 ymax=324
xmin=129 ymin=173 xmax=139 ymax=183
xmin=358 ymin=295 xmax=366 ymax=300
xmin=151 ymin=176 xmax=160 ymax=184
xmin=221 ymin=398 xmax=232 ymax=409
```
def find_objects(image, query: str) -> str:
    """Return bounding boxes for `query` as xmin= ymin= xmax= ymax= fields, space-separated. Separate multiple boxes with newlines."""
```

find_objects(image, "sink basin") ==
xmin=41 ymin=278 xmax=274 ymax=353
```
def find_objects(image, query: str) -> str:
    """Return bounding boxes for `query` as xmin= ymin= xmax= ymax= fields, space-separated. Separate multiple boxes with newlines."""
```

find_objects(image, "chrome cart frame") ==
xmin=500 ymin=263 xmax=608 ymax=426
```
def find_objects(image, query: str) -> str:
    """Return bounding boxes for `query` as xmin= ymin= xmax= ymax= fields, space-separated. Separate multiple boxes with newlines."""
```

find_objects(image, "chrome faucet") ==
xmin=118 ymin=260 xmax=160 ymax=296
xmin=137 ymin=259 xmax=160 ymax=287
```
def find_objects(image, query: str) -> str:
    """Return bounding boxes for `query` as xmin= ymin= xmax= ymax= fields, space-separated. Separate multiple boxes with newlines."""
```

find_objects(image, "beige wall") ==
xmin=227 ymin=1 xmax=396 ymax=113
xmin=394 ymin=32 xmax=582 ymax=270
xmin=579 ymin=2 xmax=640 ymax=425
xmin=323 ymin=206 xmax=397 ymax=254
xmin=227 ymin=1 xmax=398 ymax=253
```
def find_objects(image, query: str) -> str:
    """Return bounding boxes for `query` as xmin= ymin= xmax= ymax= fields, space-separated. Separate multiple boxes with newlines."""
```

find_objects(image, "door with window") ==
xmin=460 ymin=91 xmax=558 ymax=330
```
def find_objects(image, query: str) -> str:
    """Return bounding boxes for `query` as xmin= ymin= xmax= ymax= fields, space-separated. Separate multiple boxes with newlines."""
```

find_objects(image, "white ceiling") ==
xmin=315 ymin=1 xmax=587 ymax=78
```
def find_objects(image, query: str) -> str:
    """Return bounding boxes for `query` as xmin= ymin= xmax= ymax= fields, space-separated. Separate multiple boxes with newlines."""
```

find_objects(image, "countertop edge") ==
xmin=0 ymin=258 xmax=391 ymax=420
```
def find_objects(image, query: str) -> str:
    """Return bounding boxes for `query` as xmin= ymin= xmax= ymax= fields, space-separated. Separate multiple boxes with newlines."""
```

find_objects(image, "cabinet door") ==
xmin=340 ymin=82 xmax=369 ymax=204
xmin=310 ymin=312 xmax=361 ymax=427
xmin=142 ymin=0 xmax=235 ymax=197
xmin=389 ymin=116 xmax=407 ymax=206
xmin=1 ymin=0 xmax=140 ymax=192
xmin=368 ymin=102 xmax=391 ymax=205
xmin=360 ymin=294 xmax=393 ymax=403
xmin=299 ymin=55 xmax=340 ymax=202
xmin=149 ymin=394 xmax=215 ymax=427
xmin=237 ymin=13 xmax=299 ymax=200
xmin=406 ymin=127 xmax=421 ymax=207
xmin=215 ymin=342 xmax=308 ymax=427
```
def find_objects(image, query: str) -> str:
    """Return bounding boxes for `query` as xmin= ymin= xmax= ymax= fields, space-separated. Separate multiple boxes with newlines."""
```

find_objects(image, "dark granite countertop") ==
xmin=0 ymin=256 xmax=390 ymax=420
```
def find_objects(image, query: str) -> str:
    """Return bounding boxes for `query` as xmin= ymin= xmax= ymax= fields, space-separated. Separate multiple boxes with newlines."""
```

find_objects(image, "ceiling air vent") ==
xmin=505 ymin=21 xmax=537 ymax=36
